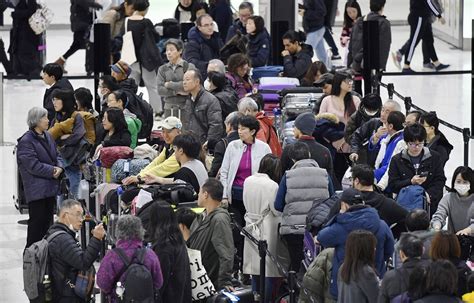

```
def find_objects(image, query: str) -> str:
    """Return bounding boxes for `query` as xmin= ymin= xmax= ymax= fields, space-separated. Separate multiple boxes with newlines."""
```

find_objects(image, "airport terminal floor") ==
xmin=0 ymin=23 xmax=472 ymax=302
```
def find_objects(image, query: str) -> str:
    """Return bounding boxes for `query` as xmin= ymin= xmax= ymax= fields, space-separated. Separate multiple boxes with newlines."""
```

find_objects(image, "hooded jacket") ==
xmin=183 ymin=26 xmax=223 ymax=79
xmin=247 ymin=29 xmax=271 ymax=67
xmin=318 ymin=205 xmax=394 ymax=298
xmin=313 ymin=113 xmax=345 ymax=161
xmin=119 ymin=78 xmax=139 ymax=95
xmin=17 ymin=129 xmax=59 ymax=203
xmin=283 ymin=43 xmax=314 ymax=81
xmin=299 ymin=248 xmax=336 ymax=303
xmin=372 ymin=130 xmax=404 ymax=181
xmin=187 ymin=207 xmax=234 ymax=290
xmin=303 ymin=0 xmax=326 ymax=33
xmin=211 ymin=85 xmax=239 ymax=121
xmin=124 ymin=109 xmax=141 ymax=149
xmin=426 ymin=132 xmax=453 ymax=168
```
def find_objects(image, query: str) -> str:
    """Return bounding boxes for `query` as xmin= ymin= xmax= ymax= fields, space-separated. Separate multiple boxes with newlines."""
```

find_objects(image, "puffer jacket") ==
xmin=46 ymin=223 xmax=102 ymax=302
xmin=283 ymin=43 xmax=314 ymax=80
xmin=48 ymin=111 xmax=96 ymax=145
xmin=299 ymin=248 xmax=336 ymax=303
xmin=157 ymin=59 xmax=195 ymax=108
xmin=183 ymin=26 xmax=223 ymax=79
xmin=247 ymin=29 xmax=271 ymax=67
xmin=256 ymin=112 xmax=282 ymax=157
xmin=124 ymin=109 xmax=141 ymax=149
xmin=426 ymin=131 xmax=453 ymax=167
xmin=182 ymin=88 xmax=224 ymax=145
xmin=318 ymin=205 xmax=394 ymax=298
xmin=344 ymin=105 xmax=380 ymax=144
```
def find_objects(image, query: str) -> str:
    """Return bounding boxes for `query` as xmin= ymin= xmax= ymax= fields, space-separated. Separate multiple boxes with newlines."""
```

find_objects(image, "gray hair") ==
xmin=164 ymin=38 xmax=184 ymax=52
xmin=27 ymin=107 xmax=48 ymax=129
xmin=237 ymin=97 xmax=258 ymax=113
xmin=224 ymin=111 xmax=242 ymax=130
xmin=116 ymin=215 xmax=145 ymax=241
xmin=208 ymin=59 xmax=225 ymax=74
xmin=384 ymin=100 xmax=402 ymax=112
xmin=59 ymin=199 xmax=82 ymax=216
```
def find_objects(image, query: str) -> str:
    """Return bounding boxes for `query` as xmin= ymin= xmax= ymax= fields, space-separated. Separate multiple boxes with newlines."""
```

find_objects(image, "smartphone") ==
xmin=419 ymin=171 xmax=429 ymax=177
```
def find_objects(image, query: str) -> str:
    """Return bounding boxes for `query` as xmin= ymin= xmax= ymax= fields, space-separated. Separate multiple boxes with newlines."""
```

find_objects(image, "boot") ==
xmin=54 ymin=56 xmax=68 ymax=74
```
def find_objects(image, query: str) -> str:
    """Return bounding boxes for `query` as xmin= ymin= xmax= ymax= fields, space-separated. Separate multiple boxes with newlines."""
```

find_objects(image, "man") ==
xmin=203 ymin=59 xmax=226 ymax=91
xmin=122 ymin=116 xmax=182 ymax=185
xmin=349 ymin=99 xmax=401 ymax=166
xmin=182 ymin=69 xmax=223 ymax=147
xmin=187 ymin=178 xmax=234 ymax=291
xmin=225 ymin=1 xmax=253 ymax=42
xmin=302 ymin=0 xmax=328 ymax=65
xmin=46 ymin=199 xmax=105 ymax=302
xmin=403 ymin=209 xmax=435 ymax=261
xmin=405 ymin=110 xmax=422 ymax=126
xmin=42 ymin=63 xmax=74 ymax=122
xmin=184 ymin=14 xmax=223 ymax=79
xmin=379 ymin=234 xmax=429 ymax=303
xmin=209 ymin=111 xmax=241 ymax=177
xmin=281 ymin=112 xmax=339 ymax=189
xmin=351 ymin=164 xmax=408 ymax=239
xmin=110 ymin=61 xmax=136 ymax=93
xmin=97 ymin=75 xmax=120 ymax=113
xmin=388 ymin=123 xmax=446 ymax=215
xmin=317 ymin=188 xmax=394 ymax=299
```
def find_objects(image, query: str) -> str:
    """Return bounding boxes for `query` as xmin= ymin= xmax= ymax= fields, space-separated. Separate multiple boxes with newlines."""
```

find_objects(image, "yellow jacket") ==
xmin=48 ymin=111 xmax=96 ymax=144
xmin=463 ymin=292 xmax=474 ymax=303
xmin=138 ymin=146 xmax=180 ymax=178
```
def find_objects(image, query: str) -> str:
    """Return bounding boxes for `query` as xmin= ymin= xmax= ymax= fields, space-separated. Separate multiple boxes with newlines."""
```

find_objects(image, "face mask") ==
xmin=204 ymin=79 xmax=211 ymax=91
xmin=365 ymin=109 xmax=378 ymax=116
xmin=455 ymin=183 xmax=470 ymax=196
xmin=97 ymin=89 xmax=104 ymax=99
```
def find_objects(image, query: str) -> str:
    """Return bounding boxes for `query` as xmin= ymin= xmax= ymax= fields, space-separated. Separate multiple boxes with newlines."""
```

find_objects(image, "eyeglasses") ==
xmin=407 ymin=142 xmax=424 ymax=148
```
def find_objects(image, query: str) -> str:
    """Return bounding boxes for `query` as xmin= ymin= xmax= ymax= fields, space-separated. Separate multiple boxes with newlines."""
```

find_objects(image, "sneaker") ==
xmin=435 ymin=63 xmax=450 ymax=71
xmin=391 ymin=51 xmax=402 ymax=70
xmin=401 ymin=68 xmax=416 ymax=74
xmin=331 ymin=54 xmax=342 ymax=60
xmin=423 ymin=62 xmax=436 ymax=69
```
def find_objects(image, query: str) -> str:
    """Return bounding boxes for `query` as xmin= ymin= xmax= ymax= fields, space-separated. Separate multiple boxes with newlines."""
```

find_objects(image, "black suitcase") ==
xmin=13 ymin=146 xmax=28 ymax=214
xmin=207 ymin=286 xmax=254 ymax=303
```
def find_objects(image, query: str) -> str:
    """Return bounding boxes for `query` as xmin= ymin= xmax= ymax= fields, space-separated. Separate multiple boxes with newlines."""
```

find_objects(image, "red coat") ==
xmin=256 ymin=112 xmax=282 ymax=157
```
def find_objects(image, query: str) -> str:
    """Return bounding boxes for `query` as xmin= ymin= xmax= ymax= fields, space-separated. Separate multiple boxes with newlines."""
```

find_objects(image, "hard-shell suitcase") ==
xmin=13 ymin=146 xmax=28 ymax=214
xmin=258 ymin=77 xmax=299 ymax=116
xmin=281 ymin=93 xmax=321 ymax=120
xmin=207 ymin=286 xmax=254 ymax=303
xmin=252 ymin=65 xmax=284 ymax=81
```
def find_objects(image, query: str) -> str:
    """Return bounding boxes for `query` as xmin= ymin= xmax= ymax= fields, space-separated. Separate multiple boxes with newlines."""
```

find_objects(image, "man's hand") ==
xmin=281 ymin=50 xmax=290 ymax=57
xmin=143 ymin=173 xmax=162 ymax=185
xmin=122 ymin=175 xmax=138 ymax=185
xmin=298 ymin=9 xmax=305 ymax=16
xmin=221 ymin=198 xmax=229 ymax=208
xmin=349 ymin=153 xmax=359 ymax=163
xmin=92 ymin=223 xmax=106 ymax=240
xmin=411 ymin=175 xmax=427 ymax=185
xmin=372 ymin=126 xmax=388 ymax=144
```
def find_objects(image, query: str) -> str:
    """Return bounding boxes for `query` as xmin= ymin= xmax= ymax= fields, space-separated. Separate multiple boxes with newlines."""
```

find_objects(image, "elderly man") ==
xmin=184 ymin=14 xmax=223 ymax=79
xmin=182 ymin=69 xmax=223 ymax=148
xmin=226 ymin=1 xmax=253 ymax=42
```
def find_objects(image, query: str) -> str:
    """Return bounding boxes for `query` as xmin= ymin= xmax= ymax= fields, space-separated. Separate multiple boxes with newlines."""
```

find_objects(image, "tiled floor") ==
xmin=0 ymin=25 xmax=471 ymax=302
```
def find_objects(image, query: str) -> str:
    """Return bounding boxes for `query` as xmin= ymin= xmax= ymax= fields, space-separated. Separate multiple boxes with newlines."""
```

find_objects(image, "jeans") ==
xmin=57 ymin=156 xmax=81 ymax=200
xmin=306 ymin=27 xmax=328 ymax=66
xmin=130 ymin=62 xmax=162 ymax=113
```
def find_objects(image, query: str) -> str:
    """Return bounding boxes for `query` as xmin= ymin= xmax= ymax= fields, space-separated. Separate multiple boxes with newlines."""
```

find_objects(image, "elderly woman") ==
xmin=158 ymin=38 xmax=196 ymax=119
xmin=238 ymin=97 xmax=282 ymax=156
xmin=17 ymin=107 xmax=63 ymax=248
xmin=97 ymin=215 xmax=163 ymax=302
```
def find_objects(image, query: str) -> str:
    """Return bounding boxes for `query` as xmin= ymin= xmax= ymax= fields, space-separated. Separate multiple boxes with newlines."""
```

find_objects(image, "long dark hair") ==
xmin=340 ymin=230 xmax=377 ymax=283
xmin=343 ymin=0 xmax=362 ymax=28
xmin=148 ymin=201 xmax=185 ymax=249
xmin=104 ymin=107 xmax=128 ymax=133
xmin=331 ymin=72 xmax=357 ymax=118
xmin=52 ymin=89 xmax=76 ymax=121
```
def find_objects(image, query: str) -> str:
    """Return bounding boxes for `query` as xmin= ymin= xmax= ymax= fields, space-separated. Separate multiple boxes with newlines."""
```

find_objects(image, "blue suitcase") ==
xmin=207 ymin=286 xmax=254 ymax=302
xmin=252 ymin=65 xmax=284 ymax=81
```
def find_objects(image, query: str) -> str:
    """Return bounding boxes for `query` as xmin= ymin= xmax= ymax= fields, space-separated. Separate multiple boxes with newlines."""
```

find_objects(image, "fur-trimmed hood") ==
xmin=316 ymin=112 xmax=339 ymax=124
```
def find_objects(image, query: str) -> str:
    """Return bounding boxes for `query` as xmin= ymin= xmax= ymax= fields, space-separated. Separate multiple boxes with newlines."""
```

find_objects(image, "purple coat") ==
xmin=16 ymin=129 xmax=59 ymax=203
xmin=96 ymin=239 xmax=163 ymax=302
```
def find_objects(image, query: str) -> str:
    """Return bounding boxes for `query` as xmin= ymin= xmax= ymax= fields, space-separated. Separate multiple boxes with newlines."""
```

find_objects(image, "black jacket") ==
xmin=283 ymin=43 xmax=314 ymax=80
xmin=43 ymin=78 xmax=74 ymax=121
xmin=46 ymin=223 xmax=101 ymax=302
xmin=388 ymin=147 xmax=446 ymax=208
xmin=183 ymin=26 xmax=223 ymax=79
xmin=70 ymin=0 xmax=101 ymax=32
xmin=211 ymin=85 xmax=239 ymax=121
xmin=209 ymin=0 xmax=233 ymax=41
xmin=303 ymin=0 xmax=326 ymax=33
xmin=102 ymin=128 xmax=132 ymax=147
xmin=360 ymin=191 xmax=408 ymax=239
xmin=247 ymin=29 xmax=271 ymax=68
xmin=209 ymin=131 xmax=239 ymax=177
xmin=350 ymin=117 xmax=383 ymax=167
xmin=344 ymin=106 xmax=380 ymax=144
xmin=426 ymin=132 xmax=453 ymax=168
xmin=225 ymin=19 xmax=246 ymax=43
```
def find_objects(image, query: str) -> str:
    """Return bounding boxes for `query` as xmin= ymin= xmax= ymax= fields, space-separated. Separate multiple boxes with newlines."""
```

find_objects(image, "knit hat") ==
xmin=294 ymin=112 xmax=317 ymax=136
xmin=340 ymin=188 xmax=364 ymax=205
xmin=110 ymin=61 xmax=132 ymax=77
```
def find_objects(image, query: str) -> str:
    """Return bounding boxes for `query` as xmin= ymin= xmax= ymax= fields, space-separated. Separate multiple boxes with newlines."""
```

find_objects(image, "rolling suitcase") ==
xmin=258 ymin=77 xmax=299 ymax=116
xmin=207 ymin=286 xmax=254 ymax=303
xmin=13 ymin=146 xmax=28 ymax=214
xmin=251 ymin=65 xmax=283 ymax=81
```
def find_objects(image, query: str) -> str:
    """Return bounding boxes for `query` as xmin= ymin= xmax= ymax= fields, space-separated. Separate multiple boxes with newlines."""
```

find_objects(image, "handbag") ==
xmin=187 ymin=248 xmax=217 ymax=301
xmin=121 ymin=18 xmax=137 ymax=65
xmin=28 ymin=1 xmax=54 ymax=35
xmin=73 ymin=266 xmax=96 ymax=301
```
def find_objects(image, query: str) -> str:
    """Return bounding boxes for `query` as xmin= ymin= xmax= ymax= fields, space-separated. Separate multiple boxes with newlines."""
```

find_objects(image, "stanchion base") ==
xmin=0 ymin=142 xmax=15 ymax=146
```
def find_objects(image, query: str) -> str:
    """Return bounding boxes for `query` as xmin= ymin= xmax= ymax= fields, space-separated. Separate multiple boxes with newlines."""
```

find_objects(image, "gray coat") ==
xmin=183 ymin=88 xmax=224 ymax=144
xmin=157 ymin=59 xmax=195 ymax=108
xmin=281 ymin=159 xmax=329 ymax=235
xmin=337 ymin=265 xmax=380 ymax=303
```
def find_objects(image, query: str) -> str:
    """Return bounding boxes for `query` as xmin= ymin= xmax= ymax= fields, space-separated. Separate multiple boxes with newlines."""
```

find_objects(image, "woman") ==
xmin=18 ymin=107 xmax=63 ymax=248
xmin=147 ymin=202 xmax=192 ymax=303
xmin=243 ymin=154 xmax=285 ymax=302
xmin=338 ymin=230 xmax=379 ymax=303
xmin=226 ymin=53 xmax=253 ymax=99
xmin=97 ymin=107 xmax=132 ymax=151
xmin=158 ymin=38 xmax=195 ymax=119
xmin=301 ymin=61 xmax=328 ymax=87
xmin=107 ymin=90 xmax=142 ymax=148
xmin=431 ymin=166 xmax=474 ymax=235
xmin=246 ymin=15 xmax=271 ymax=68
xmin=97 ymin=215 xmax=163 ymax=302
xmin=281 ymin=30 xmax=314 ymax=81
xmin=124 ymin=0 xmax=162 ymax=115
xmin=207 ymin=71 xmax=239 ymax=121
xmin=174 ymin=0 xmax=202 ymax=24
xmin=74 ymin=87 xmax=98 ymax=145
xmin=420 ymin=112 xmax=453 ymax=167
xmin=48 ymin=89 xmax=86 ymax=199
xmin=429 ymin=231 xmax=471 ymax=297
xmin=414 ymin=260 xmax=463 ymax=303
xmin=340 ymin=0 xmax=362 ymax=65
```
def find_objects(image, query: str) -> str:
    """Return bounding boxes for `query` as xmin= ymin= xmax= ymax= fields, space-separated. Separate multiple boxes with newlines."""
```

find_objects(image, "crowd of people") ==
xmin=14 ymin=0 xmax=468 ymax=302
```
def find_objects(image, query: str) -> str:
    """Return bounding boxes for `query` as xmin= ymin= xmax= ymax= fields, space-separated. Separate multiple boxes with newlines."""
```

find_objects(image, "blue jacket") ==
xmin=369 ymin=131 xmax=404 ymax=181
xmin=247 ymin=29 xmax=271 ymax=68
xmin=318 ymin=206 xmax=394 ymax=298
xmin=17 ymin=129 xmax=60 ymax=203
xmin=184 ymin=26 xmax=223 ymax=79
xmin=225 ymin=19 xmax=246 ymax=43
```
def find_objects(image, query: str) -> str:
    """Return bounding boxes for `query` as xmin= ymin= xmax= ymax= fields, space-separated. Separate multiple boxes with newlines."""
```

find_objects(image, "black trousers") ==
xmin=63 ymin=30 xmax=88 ymax=59
xmin=26 ymin=197 xmax=55 ymax=248
xmin=404 ymin=14 xmax=438 ymax=65
xmin=283 ymin=234 xmax=304 ymax=272
xmin=324 ymin=27 xmax=339 ymax=56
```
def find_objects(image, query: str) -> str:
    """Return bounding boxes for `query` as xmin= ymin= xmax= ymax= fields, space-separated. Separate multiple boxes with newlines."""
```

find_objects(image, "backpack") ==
xmin=140 ymin=25 xmax=162 ymax=71
xmin=134 ymin=93 xmax=154 ymax=140
xmin=396 ymin=185 xmax=428 ymax=212
xmin=23 ymin=230 xmax=66 ymax=300
xmin=306 ymin=194 xmax=341 ymax=235
xmin=114 ymin=247 xmax=155 ymax=303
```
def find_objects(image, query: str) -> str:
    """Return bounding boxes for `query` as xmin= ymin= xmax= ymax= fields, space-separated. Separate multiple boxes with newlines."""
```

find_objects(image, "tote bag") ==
xmin=187 ymin=248 xmax=216 ymax=301
xmin=121 ymin=18 xmax=137 ymax=65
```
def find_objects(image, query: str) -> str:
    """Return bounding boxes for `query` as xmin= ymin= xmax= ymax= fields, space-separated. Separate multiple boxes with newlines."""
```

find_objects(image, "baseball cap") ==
xmin=160 ymin=116 xmax=183 ymax=130
xmin=110 ymin=61 xmax=132 ymax=77
xmin=314 ymin=73 xmax=334 ymax=86
xmin=340 ymin=188 xmax=364 ymax=205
